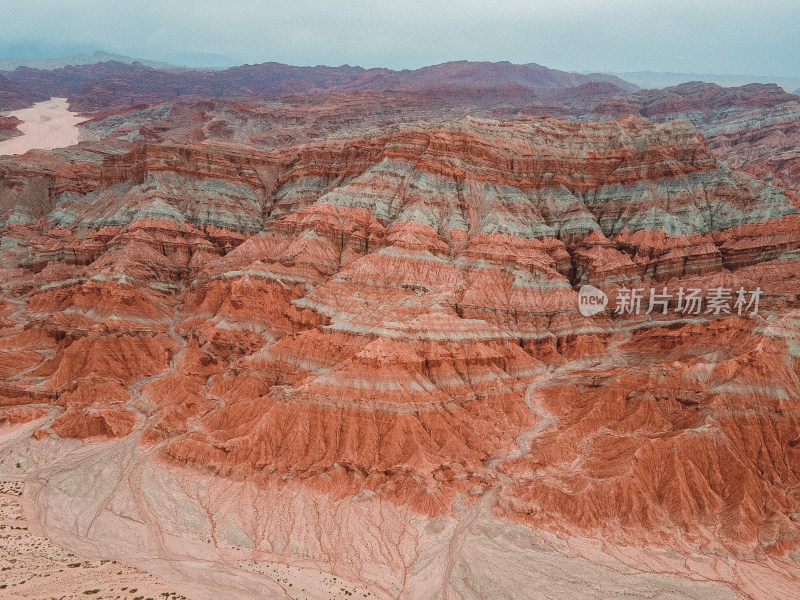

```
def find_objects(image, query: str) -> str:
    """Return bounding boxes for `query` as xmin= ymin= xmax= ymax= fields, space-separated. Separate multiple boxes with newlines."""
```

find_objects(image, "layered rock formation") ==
xmin=1 ymin=96 xmax=799 ymax=599
xmin=627 ymin=81 xmax=798 ymax=119
xmin=587 ymin=81 xmax=800 ymax=190
xmin=704 ymin=102 xmax=800 ymax=188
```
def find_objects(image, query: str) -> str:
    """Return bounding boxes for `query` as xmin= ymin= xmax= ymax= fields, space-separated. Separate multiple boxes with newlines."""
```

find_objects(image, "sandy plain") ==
xmin=0 ymin=99 xmax=84 ymax=156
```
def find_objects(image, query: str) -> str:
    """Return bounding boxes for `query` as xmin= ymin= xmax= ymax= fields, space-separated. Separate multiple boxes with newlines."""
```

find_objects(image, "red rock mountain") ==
xmin=1 ymin=68 xmax=800 ymax=600
xmin=0 ymin=72 xmax=47 ymax=110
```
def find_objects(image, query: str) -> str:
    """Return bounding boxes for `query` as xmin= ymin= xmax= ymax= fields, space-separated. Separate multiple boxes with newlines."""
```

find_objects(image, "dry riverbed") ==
xmin=0 ymin=98 xmax=84 ymax=155
xmin=0 ymin=478 xmax=191 ymax=600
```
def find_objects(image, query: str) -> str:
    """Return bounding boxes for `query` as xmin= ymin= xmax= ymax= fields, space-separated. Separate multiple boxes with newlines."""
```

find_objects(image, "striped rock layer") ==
xmin=1 ymin=115 xmax=800 ymax=599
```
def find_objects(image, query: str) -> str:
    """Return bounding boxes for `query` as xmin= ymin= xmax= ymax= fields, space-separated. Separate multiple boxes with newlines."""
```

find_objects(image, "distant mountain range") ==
xmin=3 ymin=56 xmax=796 ymax=116
xmin=0 ymin=50 xmax=176 ymax=72
xmin=607 ymin=70 xmax=800 ymax=93
xmin=0 ymin=59 xmax=637 ymax=112
xmin=2 ymin=52 xmax=797 ymax=96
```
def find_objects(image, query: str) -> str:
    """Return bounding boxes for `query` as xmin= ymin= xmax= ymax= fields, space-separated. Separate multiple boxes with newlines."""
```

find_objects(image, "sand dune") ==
xmin=0 ymin=98 xmax=84 ymax=156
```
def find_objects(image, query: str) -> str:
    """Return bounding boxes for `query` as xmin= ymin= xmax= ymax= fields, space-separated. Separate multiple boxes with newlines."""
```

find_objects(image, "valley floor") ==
xmin=0 ymin=479 xmax=190 ymax=600
xmin=0 ymin=98 xmax=84 ymax=156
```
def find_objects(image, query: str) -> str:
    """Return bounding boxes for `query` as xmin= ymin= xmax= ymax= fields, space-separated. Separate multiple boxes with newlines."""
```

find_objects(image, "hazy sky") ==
xmin=2 ymin=0 xmax=799 ymax=76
